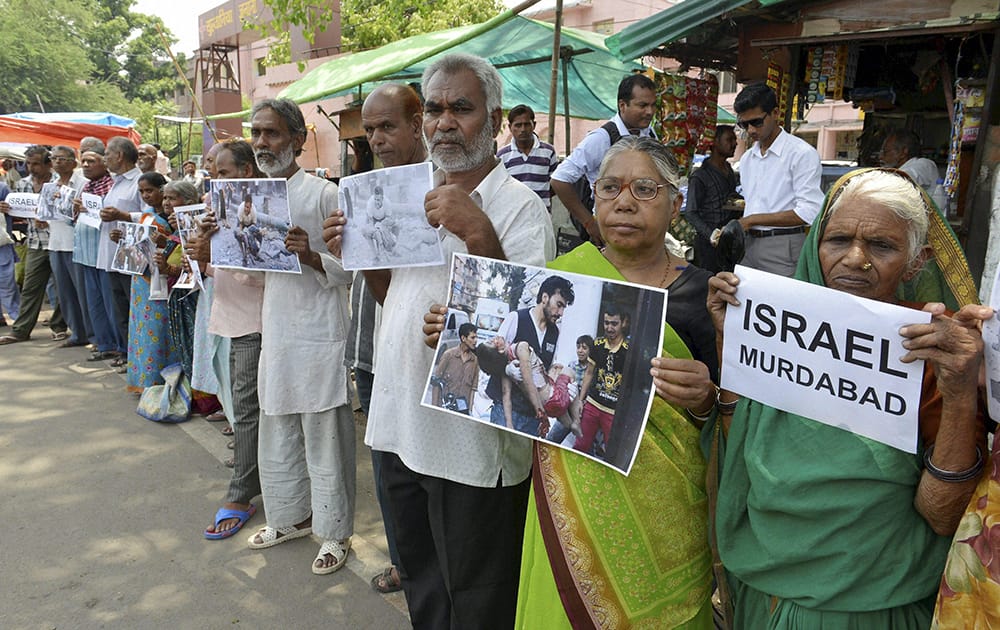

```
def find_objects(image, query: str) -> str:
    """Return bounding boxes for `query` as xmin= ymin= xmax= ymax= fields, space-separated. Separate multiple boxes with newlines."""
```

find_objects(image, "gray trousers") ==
xmin=258 ymin=404 xmax=356 ymax=542
xmin=225 ymin=333 xmax=262 ymax=505
xmin=742 ymin=231 xmax=806 ymax=277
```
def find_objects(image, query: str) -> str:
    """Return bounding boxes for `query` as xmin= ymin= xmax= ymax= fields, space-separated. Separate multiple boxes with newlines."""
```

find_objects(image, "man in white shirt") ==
xmin=734 ymin=82 xmax=824 ymax=277
xmin=98 ymin=137 xmax=144 ymax=359
xmin=880 ymin=129 xmax=940 ymax=191
xmin=47 ymin=146 xmax=90 ymax=347
xmin=551 ymin=73 xmax=657 ymax=246
xmin=243 ymin=98 xmax=357 ymax=578
xmin=324 ymin=53 xmax=554 ymax=628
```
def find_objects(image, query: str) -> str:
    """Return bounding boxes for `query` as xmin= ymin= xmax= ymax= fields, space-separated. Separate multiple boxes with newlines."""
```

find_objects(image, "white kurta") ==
xmin=366 ymin=162 xmax=555 ymax=488
xmin=258 ymin=168 xmax=352 ymax=415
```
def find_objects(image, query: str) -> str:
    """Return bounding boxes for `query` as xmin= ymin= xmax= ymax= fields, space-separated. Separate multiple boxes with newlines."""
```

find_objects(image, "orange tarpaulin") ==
xmin=0 ymin=116 xmax=140 ymax=147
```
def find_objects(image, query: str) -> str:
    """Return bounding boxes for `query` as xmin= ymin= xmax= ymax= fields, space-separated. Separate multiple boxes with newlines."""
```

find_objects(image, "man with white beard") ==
xmin=325 ymin=53 xmax=554 ymax=628
xmin=242 ymin=98 xmax=357 ymax=577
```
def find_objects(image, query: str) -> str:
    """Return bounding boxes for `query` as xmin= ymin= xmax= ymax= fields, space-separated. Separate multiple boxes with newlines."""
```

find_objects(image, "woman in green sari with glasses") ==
xmin=707 ymin=168 xmax=991 ymax=628
xmin=516 ymin=136 xmax=719 ymax=628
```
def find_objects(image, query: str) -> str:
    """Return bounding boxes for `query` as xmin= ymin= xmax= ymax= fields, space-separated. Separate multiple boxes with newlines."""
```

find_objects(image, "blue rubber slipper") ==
xmin=205 ymin=504 xmax=257 ymax=540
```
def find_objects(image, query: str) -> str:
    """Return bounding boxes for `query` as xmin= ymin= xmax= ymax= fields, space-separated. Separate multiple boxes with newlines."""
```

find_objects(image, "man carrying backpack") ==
xmin=550 ymin=73 xmax=657 ymax=246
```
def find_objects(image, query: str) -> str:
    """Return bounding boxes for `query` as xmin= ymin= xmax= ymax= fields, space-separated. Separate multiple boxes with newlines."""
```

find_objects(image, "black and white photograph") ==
xmin=209 ymin=178 xmax=300 ymax=273
xmin=421 ymin=254 xmax=667 ymax=475
xmin=339 ymin=162 xmax=442 ymax=271
xmin=171 ymin=204 xmax=205 ymax=290
xmin=173 ymin=203 xmax=205 ymax=251
xmin=111 ymin=221 xmax=154 ymax=276
xmin=36 ymin=183 xmax=77 ymax=222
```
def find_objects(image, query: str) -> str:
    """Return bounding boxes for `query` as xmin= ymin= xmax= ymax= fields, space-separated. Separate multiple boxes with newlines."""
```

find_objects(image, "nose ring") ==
xmin=861 ymin=262 xmax=873 ymax=271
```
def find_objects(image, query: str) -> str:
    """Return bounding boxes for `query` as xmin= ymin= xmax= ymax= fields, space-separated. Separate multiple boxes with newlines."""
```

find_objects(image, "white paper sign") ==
xmin=721 ymin=265 xmax=931 ymax=453
xmin=6 ymin=192 xmax=38 ymax=218
xmin=81 ymin=192 xmax=103 ymax=221
xmin=982 ymin=263 xmax=1000 ymax=420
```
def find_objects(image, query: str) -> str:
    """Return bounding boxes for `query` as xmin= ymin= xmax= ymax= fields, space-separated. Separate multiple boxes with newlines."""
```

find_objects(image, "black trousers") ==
xmin=108 ymin=270 xmax=131 ymax=350
xmin=381 ymin=452 xmax=530 ymax=630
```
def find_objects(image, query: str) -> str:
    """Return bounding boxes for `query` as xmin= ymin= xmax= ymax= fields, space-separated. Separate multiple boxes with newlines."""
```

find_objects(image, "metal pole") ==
xmin=547 ymin=0 xmax=564 ymax=145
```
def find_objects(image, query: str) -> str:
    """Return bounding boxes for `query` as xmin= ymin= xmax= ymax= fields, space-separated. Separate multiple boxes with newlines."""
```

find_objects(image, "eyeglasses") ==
xmin=594 ymin=177 xmax=670 ymax=201
xmin=51 ymin=156 xmax=75 ymax=162
xmin=736 ymin=113 xmax=769 ymax=130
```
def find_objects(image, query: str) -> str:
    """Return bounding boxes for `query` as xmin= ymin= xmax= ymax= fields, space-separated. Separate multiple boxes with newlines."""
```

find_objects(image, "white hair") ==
xmin=826 ymin=169 xmax=929 ymax=266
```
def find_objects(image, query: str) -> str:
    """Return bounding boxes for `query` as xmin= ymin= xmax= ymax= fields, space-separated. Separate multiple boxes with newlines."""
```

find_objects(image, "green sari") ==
xmin=715 ymin=169 xmax=978 ymax=628
xmin=515 ymin=243 xmax=713 ymax=629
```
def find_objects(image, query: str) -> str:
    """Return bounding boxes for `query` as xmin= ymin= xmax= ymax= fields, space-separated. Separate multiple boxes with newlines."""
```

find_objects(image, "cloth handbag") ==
xmin=0 ymin=223 xmax=13 ymax=248
xmin=136 ymin=363 xmax=191 ymax=422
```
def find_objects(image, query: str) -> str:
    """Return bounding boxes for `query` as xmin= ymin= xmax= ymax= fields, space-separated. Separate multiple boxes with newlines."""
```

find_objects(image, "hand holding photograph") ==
xmin=209 ymin=179 xmax=300 ymax=273
xmin=339 ymin=162 xmax=443 ymax=271
xmin=421 ymin=254 xmax=668 ymax=475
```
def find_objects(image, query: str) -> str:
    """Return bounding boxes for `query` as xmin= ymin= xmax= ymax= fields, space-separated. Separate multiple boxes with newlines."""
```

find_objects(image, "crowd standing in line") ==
xmin=3 ymin=55 xmax=997 ymax=629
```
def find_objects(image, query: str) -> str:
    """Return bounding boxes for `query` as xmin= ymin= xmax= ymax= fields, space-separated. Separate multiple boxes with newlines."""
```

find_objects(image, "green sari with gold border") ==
xmin=515 ymin=243 xmax=713 ymax=630
xmin=716 ymin=169 xmax=979 ymax=629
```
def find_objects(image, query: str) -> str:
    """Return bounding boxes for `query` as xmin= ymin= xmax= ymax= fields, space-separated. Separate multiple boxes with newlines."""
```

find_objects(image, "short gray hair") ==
xmin=597 ymin=136 xmax=681 ymax=196
xmin=825 ymin=169 xmax=929 ymax=266
xmin=163 ymin=180 xmax=201 ymax=205
xmin=251 ymin=98 xmax=307 ymax=155
xmin=421 ymin=53 xmax=502 ymax=113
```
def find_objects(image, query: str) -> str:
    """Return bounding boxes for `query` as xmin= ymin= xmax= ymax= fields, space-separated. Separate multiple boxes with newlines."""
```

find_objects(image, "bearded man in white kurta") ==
xmin=244 ymin=98 xmax=356 ymax=576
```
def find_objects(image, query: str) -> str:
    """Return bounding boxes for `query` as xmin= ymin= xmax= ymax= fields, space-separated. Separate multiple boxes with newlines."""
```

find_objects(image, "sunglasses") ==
xmin=736 ymin=112 xmax=770 ymax=130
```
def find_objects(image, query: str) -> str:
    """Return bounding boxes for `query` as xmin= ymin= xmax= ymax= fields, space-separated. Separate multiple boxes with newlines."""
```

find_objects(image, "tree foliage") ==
xmin=257 ymin=0 xmax=504 ymax=65
xmin=0 ymin=0 xmax=185 ymax=139
xmin=341 ymin=0 xmax=503 ymax=50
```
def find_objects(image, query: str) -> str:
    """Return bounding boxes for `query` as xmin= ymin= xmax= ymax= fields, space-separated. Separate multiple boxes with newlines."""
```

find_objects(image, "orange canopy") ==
xmin=0 ymin=116 xmax=141 ymax=147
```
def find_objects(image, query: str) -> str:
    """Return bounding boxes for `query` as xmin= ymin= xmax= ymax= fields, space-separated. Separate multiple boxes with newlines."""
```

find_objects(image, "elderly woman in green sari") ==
xmin=427 ymin=136 xmax=719 ymax=627
xmin=707 ymin=168 xmax=991 ymax=628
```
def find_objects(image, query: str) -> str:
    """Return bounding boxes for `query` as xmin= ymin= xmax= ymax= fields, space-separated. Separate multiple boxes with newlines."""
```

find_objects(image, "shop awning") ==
xmin=0 ymin=116 xmax=141 ymax=147
xmin=274 ymin=15 xmax=645 ymax=121
xmin=605 ymin=0 xmax=789 ymax=62
xmin=5 ymin=111 xmax=137 ymax=128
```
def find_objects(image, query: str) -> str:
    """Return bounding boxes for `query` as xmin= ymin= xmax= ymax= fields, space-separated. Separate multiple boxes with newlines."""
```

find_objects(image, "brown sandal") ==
xmin=370 ymin=566 xmax=402 ymax=593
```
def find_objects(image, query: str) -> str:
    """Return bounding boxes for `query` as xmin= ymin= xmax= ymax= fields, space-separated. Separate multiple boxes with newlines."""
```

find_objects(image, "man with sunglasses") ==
xmin=733 ymin=82 xmax=823 ymax=277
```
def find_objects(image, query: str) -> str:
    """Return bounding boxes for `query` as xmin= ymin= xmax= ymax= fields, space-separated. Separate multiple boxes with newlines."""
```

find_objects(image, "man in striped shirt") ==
xmin=496 ymin=104 xmax=559 ymax=211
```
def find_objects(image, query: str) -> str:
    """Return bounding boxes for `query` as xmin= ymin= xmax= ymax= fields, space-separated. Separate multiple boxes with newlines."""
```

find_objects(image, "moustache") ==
xmin=255 ymin=151 xmax=277 ymax=160
xmin=429 ymin=132 xmax=465 ymax=149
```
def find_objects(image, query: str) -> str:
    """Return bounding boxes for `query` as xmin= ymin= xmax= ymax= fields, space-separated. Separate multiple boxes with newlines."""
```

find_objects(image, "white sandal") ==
xmin=247 ymin=524 xmax=312 ymax=549
xmin=312 ymin=538 xmax=351 ymax=575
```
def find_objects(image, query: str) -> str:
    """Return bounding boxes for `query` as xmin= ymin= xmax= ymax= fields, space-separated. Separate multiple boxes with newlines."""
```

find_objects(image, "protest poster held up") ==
xmin=721 ymin=265 xmax=930 ymax=453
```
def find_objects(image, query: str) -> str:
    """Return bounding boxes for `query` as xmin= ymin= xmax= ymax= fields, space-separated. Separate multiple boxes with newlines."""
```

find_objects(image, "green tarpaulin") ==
xmin=277 ymin=15 xmax=644 ymax=120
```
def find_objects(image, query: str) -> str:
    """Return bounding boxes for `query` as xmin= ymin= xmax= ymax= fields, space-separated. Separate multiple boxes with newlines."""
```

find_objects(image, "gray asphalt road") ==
xmin=1 ymin=324 xmax=409 ymax=630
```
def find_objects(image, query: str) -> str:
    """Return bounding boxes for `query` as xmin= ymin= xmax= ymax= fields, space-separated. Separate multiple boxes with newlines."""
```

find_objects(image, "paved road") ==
xmin=2 ymin=324 xmax=409 ymax=630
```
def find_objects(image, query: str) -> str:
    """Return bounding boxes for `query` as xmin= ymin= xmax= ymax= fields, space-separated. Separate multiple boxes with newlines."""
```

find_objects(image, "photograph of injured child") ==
xmin=422 ymin=254 xmax=667 ymax=475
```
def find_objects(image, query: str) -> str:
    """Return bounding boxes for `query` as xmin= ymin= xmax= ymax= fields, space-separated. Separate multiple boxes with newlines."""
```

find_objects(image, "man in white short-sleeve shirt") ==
xmin=326 ymin=53 xmax=554 ymax=629
xmin=734 ymin=82 xmax=823 ymax=277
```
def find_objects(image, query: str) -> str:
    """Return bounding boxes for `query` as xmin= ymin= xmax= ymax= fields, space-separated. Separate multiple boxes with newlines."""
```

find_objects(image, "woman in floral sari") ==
xmin=707 ymin=169 xmax=989 ymax=628
xmin=123 ymin=172 xmax=179 ymax=392
xmin=515 ymin=137 xmax=718 ymax=628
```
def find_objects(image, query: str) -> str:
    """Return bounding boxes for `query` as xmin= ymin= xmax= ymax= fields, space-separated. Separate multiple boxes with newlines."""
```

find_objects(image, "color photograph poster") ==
xmin=209 ymin=178 xmax=300 ymax=273
xmin=420 ymin=253 xmax=668 ymax=475
xmin=111 ymin=221 xmax=153 ymax=276
xmin=339 ymin=162 xmax=443 ymax=271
